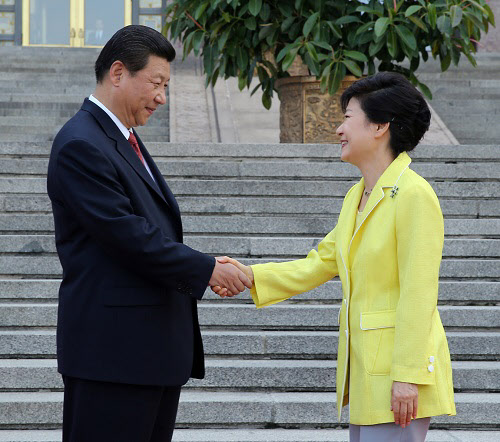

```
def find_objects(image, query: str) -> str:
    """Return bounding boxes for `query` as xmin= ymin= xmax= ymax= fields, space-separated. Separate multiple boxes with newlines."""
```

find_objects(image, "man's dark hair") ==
xmin=95 ymin=25 xmax=176 ymax=83
xmin=341 ymin=72 xmax=431 ymax=156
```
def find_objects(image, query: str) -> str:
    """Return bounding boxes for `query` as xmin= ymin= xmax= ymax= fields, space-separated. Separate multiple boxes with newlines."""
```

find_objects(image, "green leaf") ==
xmin=395 ymin=25 xmax=417 ymax=50
xmin=484 ymin=5 xmax=496 ymax=26
xmin=417 ymin=81 xmax=432 ymax=100
xmin=450 ymin=5 xmax=463 ymax=28
xmin=305 ymin=43 xmax=319 ymax=62
xmin=304 ymin=52 xmax=320 ymax=76
xmin=303 ymin=12 xmax=320 ymax=37
xmin=249 ymin=0 xmax=262 ymax=17
xmin=244 ymin=16 xmax=257 ymax=31
xmin=387 ymin=29 xmax=398 ymax=58
xmin=260 ymin=3 xmax=271 ymax=21
xmin=203 ymin=45 xmax=217 ymax=77
xmin=312 ymin=41 xmax=333 ymax=51
xmin=193 ymin=31 xmax=205 ymax=53
xmin=276 ymin=45 xmax=292 ymax=62
xmin=326 ymin=21 xmax=342 ymax=39
xmin=262 ymin=91 xmax=272 ymax=110
xmin=375 ymin=17 xmax=390 ymax=37
xmin=344 ymin=50 xmax=368 ymax=62
xmin=194 ymin=2 xmax=209 ymax=21
xmin=281 ymin=16 xmax=295 ymax=32
xmin=342 ymin=59 xmax=362 ymax=77
xmin=355 ymin=21 xmax=375 ymax=37
xmin=336 ymin=16 xmax=362 ymax=25
xmin=258 ymin=24 xmax=274 ymax=40
xmin=238 ymin=73 xmax=246 ymax=91
xmin=355 ymin=6 xmax=382 ymax=17
xmin=405 ymin=5 xmax=422 ymax=17
xmin=440 ymin=51 xmax=451 ymax=71
xmin=369 ymin=38 xmax=385 ymax=57
xmin=408 ymin=15 xmax=428 ymax=32
xmin=427 ymin=4 xmax=437 ymax=29
xmin=282 ymin=48 xmax=299 ymax=71
xmin=216 ymin=29 xmax=229 ymax=51
xmin=437 ymin=15 xmax=452 ymax=35
xmin=236 ymin=47 xmax=248 ymax=71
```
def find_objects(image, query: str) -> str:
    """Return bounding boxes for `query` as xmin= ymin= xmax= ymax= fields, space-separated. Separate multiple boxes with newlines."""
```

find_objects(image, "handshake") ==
xmin=208 ymin=256 xmax=254 ymax=298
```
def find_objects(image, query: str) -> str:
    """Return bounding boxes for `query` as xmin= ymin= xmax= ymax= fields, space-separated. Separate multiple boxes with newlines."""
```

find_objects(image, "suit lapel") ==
xmin=134 ymin=131 xmax=182 ymax=222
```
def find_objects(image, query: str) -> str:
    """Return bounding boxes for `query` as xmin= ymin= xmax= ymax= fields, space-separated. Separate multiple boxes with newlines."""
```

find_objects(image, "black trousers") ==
xmin=62 ymin=376 xmax=182 ymax=442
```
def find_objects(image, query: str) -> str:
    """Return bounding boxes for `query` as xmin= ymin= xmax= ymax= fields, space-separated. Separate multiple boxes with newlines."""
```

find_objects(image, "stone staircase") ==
xmin=416 ymin=53 xmax=500 ymax=145
xmin=0 ymin=47 xmax=499 ymax=441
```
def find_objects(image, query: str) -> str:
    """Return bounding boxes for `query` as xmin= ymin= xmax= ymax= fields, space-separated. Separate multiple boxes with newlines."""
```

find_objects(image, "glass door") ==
xmin=83 ymin=0 xmax=131 ymax=47
xmin=23 ymin=0 xmax=131 ymax=47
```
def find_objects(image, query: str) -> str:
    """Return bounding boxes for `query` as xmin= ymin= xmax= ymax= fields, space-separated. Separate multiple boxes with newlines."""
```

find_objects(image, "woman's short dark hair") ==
xmin=95 ymin=25 xmax=176 ymax=83
xmin=340 ymin=72 xmax=431 ymax=155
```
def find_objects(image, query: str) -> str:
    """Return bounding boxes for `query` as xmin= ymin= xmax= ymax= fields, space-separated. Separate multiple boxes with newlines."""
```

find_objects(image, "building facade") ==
xmin=0 ymin=0 xmax=167 ymax=47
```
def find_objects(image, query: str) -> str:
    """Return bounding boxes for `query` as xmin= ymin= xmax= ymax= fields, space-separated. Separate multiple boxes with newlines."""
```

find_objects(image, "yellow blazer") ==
xmin=250 ymin=152 xmax=456 ymax=425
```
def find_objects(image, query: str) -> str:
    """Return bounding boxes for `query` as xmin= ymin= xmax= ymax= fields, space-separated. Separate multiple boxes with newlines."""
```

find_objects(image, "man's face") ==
xmin=118 ymin=55 xmax=170 ymax=128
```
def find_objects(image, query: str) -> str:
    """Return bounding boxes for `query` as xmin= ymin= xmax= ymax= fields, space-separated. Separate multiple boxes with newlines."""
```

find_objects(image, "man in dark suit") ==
xmin=47 ymin=25 xmax=251 ymax=442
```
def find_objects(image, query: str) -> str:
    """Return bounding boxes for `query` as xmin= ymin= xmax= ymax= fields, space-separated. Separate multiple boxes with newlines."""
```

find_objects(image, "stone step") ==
xmin=1 ymin=178 xmax=498 ymax=200
xmin=0 ymin=303 xmax=498 ymax=329
xmin=0 ymin=391 xmax=498 ymax=427
xmin=1 ymin=195 xmax=499 ymax=218
xmin=0 ymin=330 xmax=497 ymax=359
xmin=1 ymin=235 xmax=498 ymax=259
xmin=0 ymin=215 xmax=497 ymax=237
xmin=0 ymin=115 xmax=168 ymax=128
xmin=0 ymin=134 xmax=171 ymax=143
xmin=0 ymin=254 xmax=497 ymax=279
xmin=0 ymin=359 xmax=497 ymax=392
xmin=0 ymin=429 xmax=500 ymax=442
xmin=0 ymin=126 xmax=169 ymax=136
xmin=0 ymin=158 xmax=498 ymax=180
xmin=1 ymin=143 xmax=499 ymax=161
xmin=1 ymin=279 xmax=497 ymax=304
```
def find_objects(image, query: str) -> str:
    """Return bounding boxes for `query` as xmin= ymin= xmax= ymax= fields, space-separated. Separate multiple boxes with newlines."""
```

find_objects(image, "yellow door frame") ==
xmin=22 ymin=0 xmax=132 ymax=47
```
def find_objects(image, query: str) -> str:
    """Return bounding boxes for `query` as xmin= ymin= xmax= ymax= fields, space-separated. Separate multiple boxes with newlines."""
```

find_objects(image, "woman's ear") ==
xmin=374 ymin=122 xmax=390 ymax=139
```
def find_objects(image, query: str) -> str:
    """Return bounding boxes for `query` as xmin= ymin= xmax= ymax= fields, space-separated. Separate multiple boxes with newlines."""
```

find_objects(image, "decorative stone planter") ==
xmin=275 ymin=75 xmax=359 ymax=144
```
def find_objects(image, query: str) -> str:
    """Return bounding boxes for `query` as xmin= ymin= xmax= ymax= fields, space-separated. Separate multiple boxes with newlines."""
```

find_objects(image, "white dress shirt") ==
xmin=88 ymin=94 xmax=156 ymax=182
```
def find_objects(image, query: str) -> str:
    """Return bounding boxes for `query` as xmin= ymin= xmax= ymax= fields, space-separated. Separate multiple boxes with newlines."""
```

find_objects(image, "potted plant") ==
xmin=165 ymin=0 xmax=495 ymax=143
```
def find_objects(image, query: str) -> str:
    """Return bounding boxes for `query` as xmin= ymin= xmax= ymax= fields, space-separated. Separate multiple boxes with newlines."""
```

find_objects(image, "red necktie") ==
xmin=128 ymin=132 xmax=145 ymax=165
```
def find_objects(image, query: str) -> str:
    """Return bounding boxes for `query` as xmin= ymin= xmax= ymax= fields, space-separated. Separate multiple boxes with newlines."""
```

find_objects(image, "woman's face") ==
xmin=336 ymin=98 xmax=378 ymax=166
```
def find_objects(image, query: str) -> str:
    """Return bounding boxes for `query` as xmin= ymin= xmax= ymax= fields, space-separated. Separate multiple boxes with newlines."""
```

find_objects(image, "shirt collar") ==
xmin=89 ymin=94 xmax=132 ymax=140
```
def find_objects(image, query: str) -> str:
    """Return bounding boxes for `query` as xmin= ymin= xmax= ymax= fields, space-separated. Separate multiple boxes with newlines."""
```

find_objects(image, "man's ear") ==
xmin=109 ymin=61 xmax=125 ymax=86
xmin=374 ymin=122 xmax=390 ymax=139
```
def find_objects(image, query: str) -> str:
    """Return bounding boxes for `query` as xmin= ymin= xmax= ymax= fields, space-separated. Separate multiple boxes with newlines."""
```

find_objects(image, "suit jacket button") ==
xmin=429 ymin=356 xmax=435 ymax=363
xmin=428 ymin=365 xmax=434 ymax=373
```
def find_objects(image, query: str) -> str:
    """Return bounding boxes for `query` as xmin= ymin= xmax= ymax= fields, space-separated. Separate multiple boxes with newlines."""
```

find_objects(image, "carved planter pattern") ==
xmin=275 ymin=75 xmax=359 ymax=144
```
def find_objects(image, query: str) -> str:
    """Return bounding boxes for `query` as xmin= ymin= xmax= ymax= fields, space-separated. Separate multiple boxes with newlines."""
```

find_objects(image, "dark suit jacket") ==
xmin=47 ymin=99 xmax=215 ymax=386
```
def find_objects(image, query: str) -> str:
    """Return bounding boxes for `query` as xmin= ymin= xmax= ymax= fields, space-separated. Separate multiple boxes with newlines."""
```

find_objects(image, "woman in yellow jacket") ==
xmin=213 ymin=72 xmax=456 ymax=441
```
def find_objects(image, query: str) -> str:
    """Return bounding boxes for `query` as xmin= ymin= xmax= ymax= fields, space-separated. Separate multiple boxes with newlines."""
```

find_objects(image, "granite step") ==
xmin=0 ymin=215 xmax=497 ymax=237
xmin=0 ymin=254 xmax=497 ymax=279
xmin=0 ymin=330 xmax=497 ymax=360
xmin=1 ymin=178 xmax=497 ymax=200
xmin=0 ymin=279 xmax=498 ymax=304
xmin=1 ymin=143 xmax=498 ymax=161
xmin=1 ymin=429 xmax=499 ymax=442
xmin=0 ymin=303 xmax=498 ymax=329
xmin=0 ymin=235 xmax=498 ymax=259
xmin=0 ymin=158 xmax=498 ymax=180
xmin=0 ymin=359 xmax=497 ymax=392
xmin=0 ymin=391 xmax=497 ymax=427
xmin=0 ymin=195 xmax=499 ymax=218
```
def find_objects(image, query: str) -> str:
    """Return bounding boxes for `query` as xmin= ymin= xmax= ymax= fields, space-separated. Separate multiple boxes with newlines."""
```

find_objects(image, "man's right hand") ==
xmin=208 ymin=260 xmax=252 ymax=297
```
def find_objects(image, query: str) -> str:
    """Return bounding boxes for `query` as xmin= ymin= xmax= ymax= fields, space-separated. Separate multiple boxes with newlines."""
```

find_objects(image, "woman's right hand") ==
xmin=211 ymin=256 xmax=254 ymax=297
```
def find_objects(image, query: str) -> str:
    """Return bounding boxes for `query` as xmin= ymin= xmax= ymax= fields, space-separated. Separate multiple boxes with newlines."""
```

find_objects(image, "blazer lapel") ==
xmin=350 ymin=152 xmax=412 ymax=248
